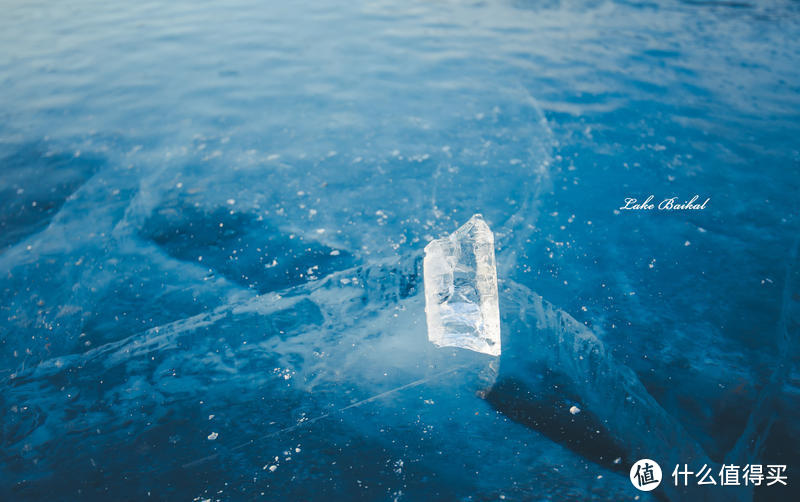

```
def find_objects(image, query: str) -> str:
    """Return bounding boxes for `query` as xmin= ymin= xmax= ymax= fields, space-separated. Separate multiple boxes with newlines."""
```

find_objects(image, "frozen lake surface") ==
xmin=1 ymin=0 xmax=799 ymax=500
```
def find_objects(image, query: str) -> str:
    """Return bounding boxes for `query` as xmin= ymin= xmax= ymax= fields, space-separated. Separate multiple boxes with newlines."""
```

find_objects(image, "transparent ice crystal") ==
xmin=423 ymin=214 xmax=501 ymax=356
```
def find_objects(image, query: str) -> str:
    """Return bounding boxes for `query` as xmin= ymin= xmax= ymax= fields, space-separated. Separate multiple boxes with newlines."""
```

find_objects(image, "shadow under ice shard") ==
xmin=423 ymin=214 xmax=501 ymax=356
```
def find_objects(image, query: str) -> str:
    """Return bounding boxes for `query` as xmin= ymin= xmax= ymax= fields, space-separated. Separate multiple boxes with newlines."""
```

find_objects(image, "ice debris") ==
xmin=423 ymin=214 xmax=501 ymax=356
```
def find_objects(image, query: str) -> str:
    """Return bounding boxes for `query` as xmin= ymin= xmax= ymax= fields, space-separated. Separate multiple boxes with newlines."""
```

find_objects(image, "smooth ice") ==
xmin=423 ymin=214 xmax=501 ymax=356
xmin=2 ymin=0 xmax=799 ymax=499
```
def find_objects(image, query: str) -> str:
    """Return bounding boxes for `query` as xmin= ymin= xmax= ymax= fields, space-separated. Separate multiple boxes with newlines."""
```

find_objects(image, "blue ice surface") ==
xmin=1 ymin=0 xmax=799 ymax=500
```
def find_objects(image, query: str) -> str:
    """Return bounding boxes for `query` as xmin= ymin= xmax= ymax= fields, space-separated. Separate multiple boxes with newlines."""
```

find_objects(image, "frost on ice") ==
xmin=423 ymin=214 xmax=501 ymax=356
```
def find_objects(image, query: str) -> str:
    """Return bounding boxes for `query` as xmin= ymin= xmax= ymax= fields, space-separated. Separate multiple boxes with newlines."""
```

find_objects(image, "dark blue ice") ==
xmin=1 ymin=1 xmax=799 ymax=501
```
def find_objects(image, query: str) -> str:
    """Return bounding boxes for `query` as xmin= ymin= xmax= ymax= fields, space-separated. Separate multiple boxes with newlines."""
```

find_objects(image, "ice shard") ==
xmin=423 ymin=214 xmax=501 ymax=356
